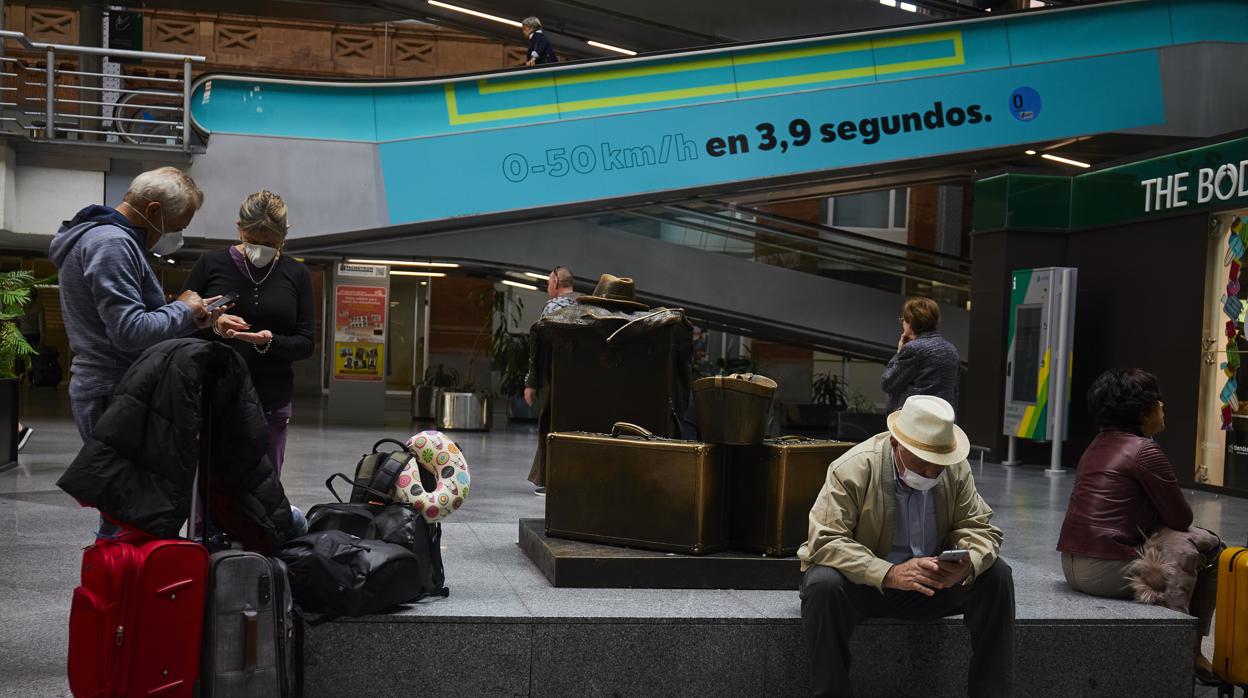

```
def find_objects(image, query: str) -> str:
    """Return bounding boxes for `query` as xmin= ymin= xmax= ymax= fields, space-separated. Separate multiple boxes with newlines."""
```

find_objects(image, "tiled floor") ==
xmin=1 ymin=386 xmax=1243 ymax=696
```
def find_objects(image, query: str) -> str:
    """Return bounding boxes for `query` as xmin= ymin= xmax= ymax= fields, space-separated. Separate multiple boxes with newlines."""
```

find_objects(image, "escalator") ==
xmin=290 ymin=199 xmax=970 ymax=362
xmin=180 ymin=0 xmax=1248 ymax=357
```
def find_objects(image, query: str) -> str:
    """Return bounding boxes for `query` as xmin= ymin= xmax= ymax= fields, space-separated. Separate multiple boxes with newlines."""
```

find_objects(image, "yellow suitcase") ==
xmin=1215 ymin=546 xmax=1248 ymax=686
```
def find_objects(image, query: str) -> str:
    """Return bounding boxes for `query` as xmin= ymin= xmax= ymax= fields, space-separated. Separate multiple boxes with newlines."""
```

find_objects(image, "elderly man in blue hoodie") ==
xmin=51 ymin=166 xmax=235 ymax=441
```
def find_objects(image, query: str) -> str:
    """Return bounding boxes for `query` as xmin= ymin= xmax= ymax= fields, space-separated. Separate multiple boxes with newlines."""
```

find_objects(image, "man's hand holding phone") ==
xmin=934 ymin=549 xmax=972 ymax=587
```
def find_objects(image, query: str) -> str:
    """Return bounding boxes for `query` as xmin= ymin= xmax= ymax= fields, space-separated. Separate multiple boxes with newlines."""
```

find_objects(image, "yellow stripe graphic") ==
xmin=448 ymin=30 xmax=964 ymax=125
xmin=1017 ymin=348 xmax=1053 ymax=438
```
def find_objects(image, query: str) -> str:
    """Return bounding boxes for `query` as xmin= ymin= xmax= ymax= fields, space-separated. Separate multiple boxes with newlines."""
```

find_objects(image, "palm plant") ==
xmin=0 ymin=271 xmax=49 ymax=380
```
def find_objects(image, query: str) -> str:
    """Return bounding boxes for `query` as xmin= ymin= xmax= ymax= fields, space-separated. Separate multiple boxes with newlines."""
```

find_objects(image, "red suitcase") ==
xmin=68 ymin=532 xmax=209 ymax=698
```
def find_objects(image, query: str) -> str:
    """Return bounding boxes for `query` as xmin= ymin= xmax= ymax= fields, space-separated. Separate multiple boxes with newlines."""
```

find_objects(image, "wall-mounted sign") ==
xmin=337 ymin=263 xmax=388 ymax=279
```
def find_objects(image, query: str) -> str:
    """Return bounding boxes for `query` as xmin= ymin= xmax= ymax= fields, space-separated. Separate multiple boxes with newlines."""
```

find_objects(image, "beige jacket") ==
xmin=797 ymin=433 xmax=1003 ymax=590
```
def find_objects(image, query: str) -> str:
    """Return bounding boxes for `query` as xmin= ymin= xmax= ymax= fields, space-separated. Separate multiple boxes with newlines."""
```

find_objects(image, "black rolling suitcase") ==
xmin=201 ymin=551 xmax=301 ymax=697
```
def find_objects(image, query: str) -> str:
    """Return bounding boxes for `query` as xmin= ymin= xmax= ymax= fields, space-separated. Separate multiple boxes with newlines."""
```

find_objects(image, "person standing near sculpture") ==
xmin=524 ymin=266 xmax=578 ymax=495
xmin=881 ymin=296 xmax=960 ymax=413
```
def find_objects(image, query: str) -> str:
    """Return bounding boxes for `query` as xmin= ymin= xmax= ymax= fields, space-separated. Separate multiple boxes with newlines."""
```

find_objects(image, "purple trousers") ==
xmin=265 ymin=402 xmax=293 ymax=478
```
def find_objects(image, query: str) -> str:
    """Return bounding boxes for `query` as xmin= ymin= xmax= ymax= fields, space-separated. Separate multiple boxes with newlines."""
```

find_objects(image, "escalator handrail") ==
xmin=722 ymin=203 xmax=973 ymax=269
xmin=623 ymin=210 xmax=970 ymax=291
xmin=645 ymin=206 xmax=971 ymax=284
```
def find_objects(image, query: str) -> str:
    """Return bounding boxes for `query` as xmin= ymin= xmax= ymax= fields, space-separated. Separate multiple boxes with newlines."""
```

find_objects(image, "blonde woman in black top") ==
xmin=186 ymin=190 xmax=314 ymax=476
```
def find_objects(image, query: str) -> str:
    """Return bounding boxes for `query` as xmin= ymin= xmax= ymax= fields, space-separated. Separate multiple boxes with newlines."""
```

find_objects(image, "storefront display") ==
xmin=1198 ymin=213 xmax=1248 ymax=488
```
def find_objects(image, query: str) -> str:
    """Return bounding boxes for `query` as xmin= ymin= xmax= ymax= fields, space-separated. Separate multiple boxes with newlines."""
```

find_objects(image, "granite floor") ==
xmin=1 ymin=386 xmax=1244 ymax=696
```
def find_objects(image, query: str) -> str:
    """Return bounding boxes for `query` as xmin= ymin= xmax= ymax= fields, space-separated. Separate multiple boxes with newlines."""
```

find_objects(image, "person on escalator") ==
xmin=522 ymin=17 xmax=558 ymax=66
xmin=881 ymin=296 xmax=960 ymax=413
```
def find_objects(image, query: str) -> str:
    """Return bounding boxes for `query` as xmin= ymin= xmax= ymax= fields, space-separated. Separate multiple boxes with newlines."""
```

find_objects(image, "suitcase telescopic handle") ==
xmin=611 ymin=422 xmax=655 ymax=439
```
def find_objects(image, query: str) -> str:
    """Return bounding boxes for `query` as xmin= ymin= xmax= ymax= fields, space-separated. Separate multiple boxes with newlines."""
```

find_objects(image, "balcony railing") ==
xmin=0 ymin=30 xmax=205 ymax=151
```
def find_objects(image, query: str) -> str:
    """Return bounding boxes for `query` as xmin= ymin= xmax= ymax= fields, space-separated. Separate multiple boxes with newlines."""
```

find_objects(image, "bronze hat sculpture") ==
xmin=578 ymin=274 xmax=650 ymax=311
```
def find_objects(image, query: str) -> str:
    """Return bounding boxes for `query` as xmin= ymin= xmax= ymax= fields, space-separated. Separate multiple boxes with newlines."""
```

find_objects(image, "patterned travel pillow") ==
xmin=392 ymin=430 xmax=471 ymax=523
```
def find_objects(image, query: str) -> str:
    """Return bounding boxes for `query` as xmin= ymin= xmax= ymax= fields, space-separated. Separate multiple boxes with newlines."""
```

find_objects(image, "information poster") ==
xmin=334 ymin=285 xmax=386 ymax=381
xmin=334 ymin=342 xmax=384 ymax=381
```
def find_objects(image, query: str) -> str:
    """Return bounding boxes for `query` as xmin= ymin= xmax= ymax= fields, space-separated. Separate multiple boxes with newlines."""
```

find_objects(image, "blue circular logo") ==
xmin=1009 ymin=87 xmax=1041 ymax=122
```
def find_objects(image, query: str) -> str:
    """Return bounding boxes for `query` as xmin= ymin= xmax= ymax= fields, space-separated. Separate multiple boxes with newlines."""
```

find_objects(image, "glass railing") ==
xmin=585 ymin=202 xmax=972 ymax=309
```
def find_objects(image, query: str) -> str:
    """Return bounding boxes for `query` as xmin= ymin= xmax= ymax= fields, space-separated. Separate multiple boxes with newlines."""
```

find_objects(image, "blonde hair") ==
xmin=237 ymin=190 xmax=288 ymax=240
xmin=125 ymin=166 xmax=203 ymax=217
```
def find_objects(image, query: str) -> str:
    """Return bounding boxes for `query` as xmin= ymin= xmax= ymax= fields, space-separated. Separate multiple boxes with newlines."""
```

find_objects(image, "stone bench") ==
xmin=302 ymin=521 xmax=1196 ymax=697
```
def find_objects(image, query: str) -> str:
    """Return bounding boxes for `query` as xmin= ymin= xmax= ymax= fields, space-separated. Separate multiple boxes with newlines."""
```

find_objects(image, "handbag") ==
xmin=306 ymin=472 xmax=448 ymax=599
xmin=277 ymin=530 xmax=422 ymax=619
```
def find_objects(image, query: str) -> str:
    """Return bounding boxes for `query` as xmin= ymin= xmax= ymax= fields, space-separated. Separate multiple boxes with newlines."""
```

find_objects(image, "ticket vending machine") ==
xmin=1002 ymin=267 xmax=1077 ymax=471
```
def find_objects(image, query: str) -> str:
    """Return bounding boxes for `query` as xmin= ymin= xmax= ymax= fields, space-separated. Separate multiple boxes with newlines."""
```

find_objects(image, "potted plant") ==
xmin=489 ymin=290 xmax=536 ymax=420
xmin=834 ymin=388 xmax=887 ymax=442
xmin=435 ymin=287 xmax=497 ymax=430
xmin=783 ymin=372 xmax=849 ymax=430
xmin=412 ymin=364 xmax=459 ymax=421
xmin=0 ymin=271 xmax=47 ymax=468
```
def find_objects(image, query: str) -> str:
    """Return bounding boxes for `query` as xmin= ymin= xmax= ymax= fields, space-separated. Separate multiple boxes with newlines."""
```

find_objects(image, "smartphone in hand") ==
xmin=937 ymin=549 xmax=970 ymax=563
xmin=204 ymin=292 xmax=238 ymax=312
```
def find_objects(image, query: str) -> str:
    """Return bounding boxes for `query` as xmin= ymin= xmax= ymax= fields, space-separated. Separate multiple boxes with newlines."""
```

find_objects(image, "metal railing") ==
xmin=0 ymin=30 xmax=205 ymax=151
xmin=593 ymin=202 xmax=973 ymax=309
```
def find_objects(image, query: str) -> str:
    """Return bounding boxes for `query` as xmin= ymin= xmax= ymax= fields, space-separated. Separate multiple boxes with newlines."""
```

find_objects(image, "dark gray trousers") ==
xmin=799 ymin=558 xmax=1015 ymax=698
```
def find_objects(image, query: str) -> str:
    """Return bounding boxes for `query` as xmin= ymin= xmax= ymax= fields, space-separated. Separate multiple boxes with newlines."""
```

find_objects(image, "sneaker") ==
xmin=534 ymin=486 xmax=546 ymax=496
xmin=16 ymin=426 xmax=32 ymax=452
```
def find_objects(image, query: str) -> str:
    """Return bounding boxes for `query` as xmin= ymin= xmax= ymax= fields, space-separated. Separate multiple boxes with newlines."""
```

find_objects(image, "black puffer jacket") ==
xmin=58 ymin=338 xmax=293 ymax=551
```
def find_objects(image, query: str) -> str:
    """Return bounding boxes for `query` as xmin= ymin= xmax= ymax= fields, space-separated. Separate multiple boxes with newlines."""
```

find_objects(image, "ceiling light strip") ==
xmin=1040 ymin=153 xmax=1091 ymax=168
xmin=587 ymin=40 xmax=637 ymax=56
xmin=427 ymin=0 xmax=521 ymax=27
xmin=502 ymin=279 xmax=540 ymax=290
xmin=346 ymin=258 xmax=460 ymax=268
xmin=391 ymin=270 xmax=447 ymax=277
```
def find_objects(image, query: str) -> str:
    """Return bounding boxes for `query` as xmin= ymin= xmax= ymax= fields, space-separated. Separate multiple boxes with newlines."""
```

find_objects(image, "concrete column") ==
xmin=78 ymin=5 xmax=103 ymax=142
xmin=935 ymin=184 xmax=964 ymax=258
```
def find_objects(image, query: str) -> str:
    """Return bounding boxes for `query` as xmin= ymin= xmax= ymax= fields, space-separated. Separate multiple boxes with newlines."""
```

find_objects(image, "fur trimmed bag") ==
xmin=1125 ymin=526 xmax=1223 ymax=612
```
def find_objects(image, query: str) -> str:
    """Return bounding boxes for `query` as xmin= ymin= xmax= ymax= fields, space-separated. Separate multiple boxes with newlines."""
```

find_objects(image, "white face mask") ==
xmin=899 ymin=467 xmax=941 ymax=492
xmin=243 ymin=243 xmax=278 ymax=267
xmin=894 ymin=444 xmax=941 ymax=491
xmin=130 ymin=202 xmax=184 ymax=256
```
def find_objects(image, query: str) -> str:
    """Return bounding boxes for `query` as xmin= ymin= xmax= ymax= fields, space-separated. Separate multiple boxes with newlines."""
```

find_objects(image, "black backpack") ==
xmin=348 ymin=439 xmax=414 ymax=504
xmin=277 ymin=530 xmax=424 ymax=619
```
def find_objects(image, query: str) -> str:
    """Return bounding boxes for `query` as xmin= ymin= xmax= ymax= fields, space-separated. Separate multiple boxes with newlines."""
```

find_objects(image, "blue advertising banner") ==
xmin=378 ymin=50 xmax=1165 ymax=224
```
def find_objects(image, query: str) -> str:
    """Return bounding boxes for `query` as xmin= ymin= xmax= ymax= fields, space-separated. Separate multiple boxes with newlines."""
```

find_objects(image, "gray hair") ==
xmin=124 ymin=167 xmax=204 ymax=218
xmin=522 ymin=16 xmax=541 ymax=30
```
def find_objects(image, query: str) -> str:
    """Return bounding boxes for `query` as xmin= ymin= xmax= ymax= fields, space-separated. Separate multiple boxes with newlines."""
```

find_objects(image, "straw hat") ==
xmin=886 ymin=395 xmax=970 ymax=466
xmin=578 ymin=274 xmax=649 ymax=311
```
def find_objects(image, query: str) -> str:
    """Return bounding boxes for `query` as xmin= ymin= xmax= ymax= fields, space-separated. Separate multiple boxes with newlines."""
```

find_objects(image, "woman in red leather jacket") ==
xmin=1057 ymin=368 xmax=1219 ymax=681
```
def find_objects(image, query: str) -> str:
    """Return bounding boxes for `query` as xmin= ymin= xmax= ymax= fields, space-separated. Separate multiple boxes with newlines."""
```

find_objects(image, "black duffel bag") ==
xmin=306 ymin=472 xmax=449 ymax=598
xmin=277 ymin=530 xmax=423 ymax=618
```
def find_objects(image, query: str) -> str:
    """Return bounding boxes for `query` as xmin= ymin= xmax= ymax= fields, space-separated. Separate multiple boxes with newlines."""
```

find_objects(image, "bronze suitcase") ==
xmin=545 ymin=423 xmax=727 ymax=555
xmin=729 ymin=437 xmax=854 ymax=557
xmin=546 ymin=323 xmax=688 ymax=437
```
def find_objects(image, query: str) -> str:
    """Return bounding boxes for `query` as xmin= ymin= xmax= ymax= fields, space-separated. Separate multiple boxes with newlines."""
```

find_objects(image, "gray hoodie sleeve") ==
xmin=83 ymin=237 xmax=196 ymax=352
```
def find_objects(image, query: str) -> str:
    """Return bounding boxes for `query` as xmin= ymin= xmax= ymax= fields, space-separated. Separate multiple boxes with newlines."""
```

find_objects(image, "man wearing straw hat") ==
xmin=798 ymin=395 xmax=1015 ymax=697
